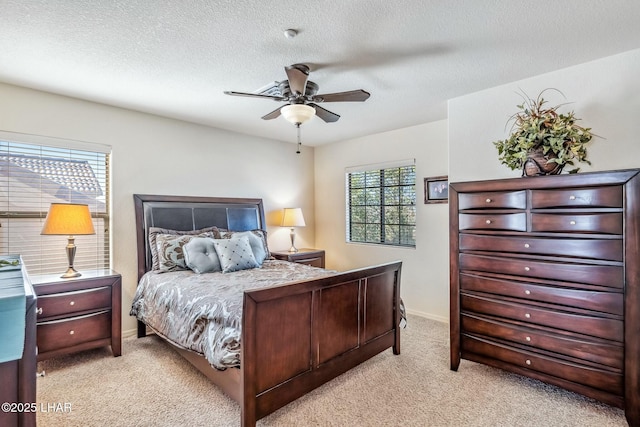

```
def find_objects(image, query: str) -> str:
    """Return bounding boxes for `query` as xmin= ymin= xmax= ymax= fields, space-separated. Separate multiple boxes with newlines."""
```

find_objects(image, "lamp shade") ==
xmin=281 ymin=208 xmax=306 ymax=227
xmin=41 ymin=203 xmax=96 ymax=236
xmin=281 ymin=104 xmax=315 ymax=125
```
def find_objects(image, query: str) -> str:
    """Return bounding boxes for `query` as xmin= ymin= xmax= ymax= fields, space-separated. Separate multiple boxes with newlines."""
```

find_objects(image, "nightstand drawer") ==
xmin=37 ymin=311 xmax=111 ymax=354
xmin=37 ymin=286 xmax=111 ymax=319
xmin=294 ymin=256 xmax=324 ymax=268
xmin=271 ymin=249 xmax=325 ymax=268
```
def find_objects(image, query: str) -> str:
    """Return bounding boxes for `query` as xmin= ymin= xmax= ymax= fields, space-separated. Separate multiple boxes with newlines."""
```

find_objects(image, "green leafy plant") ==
xmin=493 ymin=89 xmax=594 ymax=174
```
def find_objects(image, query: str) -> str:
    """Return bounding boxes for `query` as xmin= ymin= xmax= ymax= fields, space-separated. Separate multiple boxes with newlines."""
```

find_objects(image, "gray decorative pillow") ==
xmin=184 ymin=237 xmax=221 ymax=274
xmin=212 ymin=236 xmax=260 ymax=273
xmin=219 ymin=229 xmax=271 ymax=265
xmin=148 ymin=226 xmax=220 ymax=271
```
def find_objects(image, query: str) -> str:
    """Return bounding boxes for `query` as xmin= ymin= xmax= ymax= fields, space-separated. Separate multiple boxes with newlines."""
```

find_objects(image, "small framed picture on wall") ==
xmin=424 ymin=175 xmax=449 ymax=204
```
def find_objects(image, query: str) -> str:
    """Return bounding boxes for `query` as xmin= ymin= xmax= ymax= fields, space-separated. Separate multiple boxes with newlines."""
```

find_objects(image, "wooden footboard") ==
xmin=241 ymin=261 xmax=402 ymax=426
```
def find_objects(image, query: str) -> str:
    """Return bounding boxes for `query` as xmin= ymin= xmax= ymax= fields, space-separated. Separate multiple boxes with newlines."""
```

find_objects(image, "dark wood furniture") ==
xmin=31 ymin=270 xmax=122 ymax=361
xmin=270 ymin=248 xmax=325 ymax=268
xmin=0 ymin=258 xmax=37 ymax=427
xmin=133 ymin=194 xmax=402 ymax=427
xmin=449 ymin=169 xmax=640 ymax=427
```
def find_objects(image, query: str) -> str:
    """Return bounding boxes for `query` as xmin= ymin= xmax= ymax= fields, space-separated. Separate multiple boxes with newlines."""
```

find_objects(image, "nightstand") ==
xmin=30 ymin=269 xmax=121 ymax=361
xmin=271 ymin=248 xmax=325 ymax=268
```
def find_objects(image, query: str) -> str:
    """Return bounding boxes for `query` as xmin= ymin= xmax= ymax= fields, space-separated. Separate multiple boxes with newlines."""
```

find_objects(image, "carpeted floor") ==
xmin=36 ymin=315 xmax=626 ymax=426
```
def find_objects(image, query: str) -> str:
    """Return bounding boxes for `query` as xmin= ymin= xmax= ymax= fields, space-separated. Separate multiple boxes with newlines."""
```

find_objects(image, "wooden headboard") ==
xmin=133 ymin=194 xmax=266 ymax=281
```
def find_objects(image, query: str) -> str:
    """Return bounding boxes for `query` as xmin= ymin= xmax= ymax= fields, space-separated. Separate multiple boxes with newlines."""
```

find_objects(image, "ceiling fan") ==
xmin=224 ymin=63 xmax=370 ymax=125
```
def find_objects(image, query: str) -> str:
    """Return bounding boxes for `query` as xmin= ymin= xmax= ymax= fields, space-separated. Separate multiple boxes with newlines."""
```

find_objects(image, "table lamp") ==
xmin=281 ymin=208 xmax=305 ymax=253
xmin=41 ymin=203 xmax=96 ymax=278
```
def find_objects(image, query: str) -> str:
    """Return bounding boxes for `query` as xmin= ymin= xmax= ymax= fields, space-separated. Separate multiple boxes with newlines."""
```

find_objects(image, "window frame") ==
xmin=345 ymin=160 xmax=416 ymax=247
xmin=0 ymin=131 xmax=111 ymax=275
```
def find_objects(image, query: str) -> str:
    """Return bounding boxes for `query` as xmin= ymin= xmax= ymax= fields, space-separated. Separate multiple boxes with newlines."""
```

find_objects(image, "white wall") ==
xmin=314 ymin=121 xmax=450 ymax=322
xmin=0 ymin=83 xmax=317 ymax=335
xmin=315 ymin=48 xmax=640 ymax=323
xmin=449 ymin=48 xmax=640 ymax=183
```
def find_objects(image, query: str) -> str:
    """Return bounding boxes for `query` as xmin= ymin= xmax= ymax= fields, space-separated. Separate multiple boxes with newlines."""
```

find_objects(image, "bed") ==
xmin=131 ymin=194 xmax=403 ymax=426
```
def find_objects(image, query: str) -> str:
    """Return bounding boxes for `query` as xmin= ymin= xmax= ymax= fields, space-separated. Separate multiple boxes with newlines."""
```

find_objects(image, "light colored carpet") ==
xmin=36 ymin=315 xmax=626 ymax=426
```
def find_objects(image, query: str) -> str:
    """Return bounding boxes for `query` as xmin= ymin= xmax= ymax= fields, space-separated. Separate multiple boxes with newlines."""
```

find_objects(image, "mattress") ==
xmin=130 ymin=259 xmax=335 ymax=369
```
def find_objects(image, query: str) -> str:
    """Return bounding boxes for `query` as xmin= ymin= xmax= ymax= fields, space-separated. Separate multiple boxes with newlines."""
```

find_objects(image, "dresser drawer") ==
xmin=461 ymin=334 xmax=623 ymax=395
xmin=461 ymin=293 xmax=623 ymax=341
xmin=458 ymin=190 xmax=526 ymax=210
xmin=462 ymin=314 xmax=623 ymax=369
xmin=37 ymin=311 xmax=111 ymax=354
xmin=459 ymin=213 xmax=526 ymax=231
xmin=459 ymin=234 xmax=623 ymax=261
xmin=37 ymin=286 xmax=111 ymax=319
xmin=531 ymin=213 xmax=622 ymax=234
xmin=459 ymin=253 xmax=623 ymax=288
xmin=531 ymin=186 xmax=622 ymax=209
xmin=460 ymin=273 xmax=623 ymax=315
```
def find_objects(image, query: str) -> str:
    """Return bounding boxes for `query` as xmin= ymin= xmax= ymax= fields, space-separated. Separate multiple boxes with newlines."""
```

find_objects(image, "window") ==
xmin=346 ymin=160 xmax=416 ymax=247
xmin=0 ymin=132 xmax=111 ymax=275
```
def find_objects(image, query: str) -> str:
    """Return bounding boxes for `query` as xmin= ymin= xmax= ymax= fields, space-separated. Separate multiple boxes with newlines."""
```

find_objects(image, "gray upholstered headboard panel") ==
xmin=133 ymin=194 xmax=266 ymax=281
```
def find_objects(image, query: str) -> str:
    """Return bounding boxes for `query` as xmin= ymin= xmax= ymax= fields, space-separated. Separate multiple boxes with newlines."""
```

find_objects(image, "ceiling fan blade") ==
xmin=261 ymin=106 xmax=282 ymax=120
xmin=224 ymin=91 xmax=284 ymax=101
xmin=313 ymin=89 xmax=370 ymax=103
xmin=285 ymin=64 xmax=310 ymax=96
xmin=309 ymin=103 xmax=340 ymax=123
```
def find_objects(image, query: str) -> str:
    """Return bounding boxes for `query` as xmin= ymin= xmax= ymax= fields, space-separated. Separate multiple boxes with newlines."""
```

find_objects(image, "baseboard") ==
xmin=405 ymin=308 xmax=448 ymax=324
xmin=122 ymin=328 xmax=138 ymax=339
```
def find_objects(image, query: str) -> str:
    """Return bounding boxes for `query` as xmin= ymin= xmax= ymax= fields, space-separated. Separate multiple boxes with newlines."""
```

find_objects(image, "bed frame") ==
xmin=133 ymin=194 xmax=403 ymax=426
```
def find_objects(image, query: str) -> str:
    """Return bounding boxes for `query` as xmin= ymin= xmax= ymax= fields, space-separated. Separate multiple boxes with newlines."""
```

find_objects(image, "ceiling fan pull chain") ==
xmin=296 ymin=123 xmax=302 ymax=154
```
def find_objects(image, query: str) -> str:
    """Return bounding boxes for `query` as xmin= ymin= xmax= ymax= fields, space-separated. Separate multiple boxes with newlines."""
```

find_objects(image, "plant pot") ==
xmin=522 ymin=149 xmax=564 ymax=176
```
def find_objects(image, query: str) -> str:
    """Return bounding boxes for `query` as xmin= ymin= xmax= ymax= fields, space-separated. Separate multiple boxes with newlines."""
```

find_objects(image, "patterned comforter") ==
xmin=130 ymin=260 xmax=335 ymax=369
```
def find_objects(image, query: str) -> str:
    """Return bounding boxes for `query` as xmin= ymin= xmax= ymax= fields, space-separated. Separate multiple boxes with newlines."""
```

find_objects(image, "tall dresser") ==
xmin=449 ymin=169 xmax=639 ymax=426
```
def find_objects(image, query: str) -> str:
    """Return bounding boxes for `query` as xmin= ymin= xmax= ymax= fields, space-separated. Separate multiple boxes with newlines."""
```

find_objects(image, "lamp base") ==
xmin=61 ymin=236 xmax=81 ymax=278
xmin=61 ymin=267 xmax=81 ymax=279
xmin=289 ymin=228 xmax=299 ymax=253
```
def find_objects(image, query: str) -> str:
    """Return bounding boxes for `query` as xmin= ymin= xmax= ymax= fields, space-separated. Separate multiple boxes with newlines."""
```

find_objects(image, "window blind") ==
xmin=346 ymin=160 xmax=416 ymax=247
xmin=0 ymin=133 xmax=110 ymax=275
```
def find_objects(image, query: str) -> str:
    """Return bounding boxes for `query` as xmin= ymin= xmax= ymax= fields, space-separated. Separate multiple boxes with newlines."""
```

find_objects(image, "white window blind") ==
xmin=0 ymin=134 xmax=110 ymax=275
xmin=346 ymin=160 xmax=416 ymax=247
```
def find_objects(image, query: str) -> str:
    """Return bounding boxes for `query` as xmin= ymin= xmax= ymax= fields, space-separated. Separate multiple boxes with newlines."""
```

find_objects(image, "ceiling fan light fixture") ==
xmin=281 ymin=104 xmax=315 ymax=125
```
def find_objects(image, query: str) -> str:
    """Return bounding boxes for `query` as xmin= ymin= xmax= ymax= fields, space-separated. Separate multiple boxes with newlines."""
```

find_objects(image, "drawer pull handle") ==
xmin=524 ymin=243 xmax=530 ymax=248
xmin=69 ymin=330 xmax=75 ymax=335
xmin=569 ymin=195 xmax=576 ymax=200
xmin=36 ymin=307 xmax=43 ymax=315
xmin=485 ymin=219 xmax=492 ymax=224
xmin=569 ymin=220 xmax=576 ymax=225
xmin=524 ymin=266 xmax=530 ymax=271
xmin=485 ymin=198 xmax=492 ymax=203
xmin=525 ymin=336 xmax=531 ymax=342
xmin=525 ymin=313 xmax=531 ymax=319
xmin=525 ymin=359 xmax=532 ymax=365
xmin=70 ymin=301 xmax=75 ymax=306
xmin=525 ymin=290 xmax=531 ymax=295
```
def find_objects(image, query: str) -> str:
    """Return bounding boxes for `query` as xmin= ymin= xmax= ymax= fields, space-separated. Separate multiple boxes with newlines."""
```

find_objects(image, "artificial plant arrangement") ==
xmin=493 ymin=89 xmax=594 ymax=175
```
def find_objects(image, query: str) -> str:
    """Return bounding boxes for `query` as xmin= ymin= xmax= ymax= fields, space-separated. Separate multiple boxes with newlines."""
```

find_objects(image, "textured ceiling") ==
xmin=1 ymin=1 xmax=639 ymax=147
